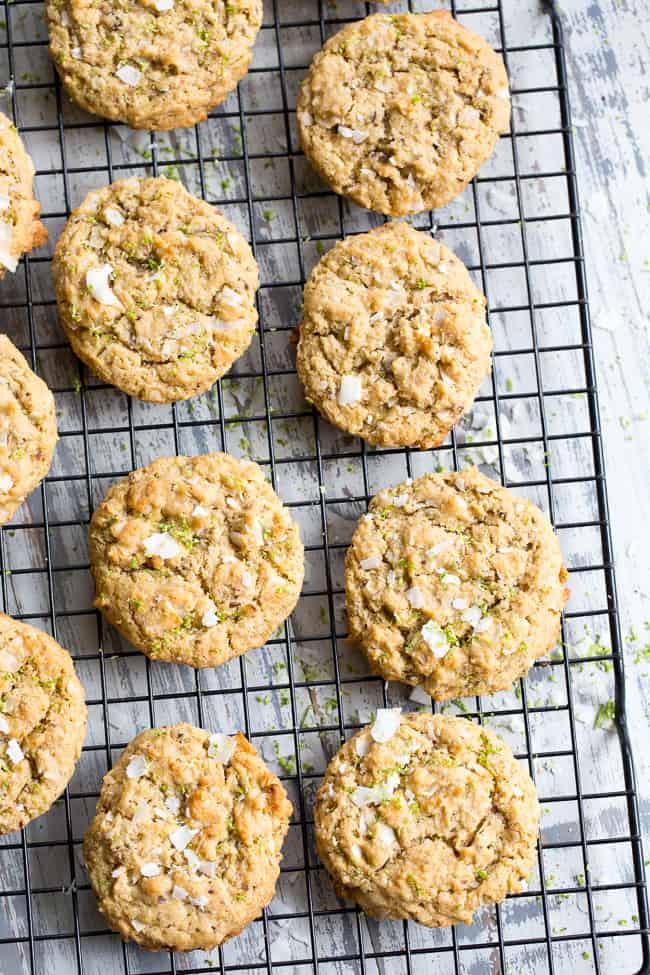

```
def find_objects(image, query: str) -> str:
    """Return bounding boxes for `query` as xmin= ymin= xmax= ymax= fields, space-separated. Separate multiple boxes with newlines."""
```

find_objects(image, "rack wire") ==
xmin=0 ymin=0 xmax=647 ymax=972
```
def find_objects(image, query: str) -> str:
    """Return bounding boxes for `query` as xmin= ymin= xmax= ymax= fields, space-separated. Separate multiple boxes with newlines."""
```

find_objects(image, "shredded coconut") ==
xmin=6 ymin=738 xmax=23 ymax=764
xmin=338 ymin=125 xmax=367 ymax=143
xmin=370 ymin=708 xmax=401 ymax=744
xmin=116 ymin=64 xmax=141 ymax=87
xmin=420 ymin=621 xmax=448 ymax=658
xmin=406 ymin=586 xmax=423 ymax=608
xmin=338 ymin=374 xmax=363 ymax=405
xmin=207 ymin=732 xmax=237 ymax=764
xmin=0 ymin=473 xmax=14 ymax=493
xmin=86 ymin=264 xmax=122 ymax=308
xmin=143 ymin=532 xmax=183 ymax=559
xmin=359 ymin=555 xmax=382 ymax=571
xmin=169 ymin=825 xmax=198 ymax=851
xmin=125 ymin=754 xmax=148 ymax=779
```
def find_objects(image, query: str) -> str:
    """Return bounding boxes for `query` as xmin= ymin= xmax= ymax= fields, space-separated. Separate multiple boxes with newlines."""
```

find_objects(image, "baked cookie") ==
xmin=0 ymin=335 xmax=58 ymax=525
xmin=0 ymin=113 xmax=47 ymax=277
xmin=0 ymin=613 xmax=87 ymax=835
xmin=53 ymin=177 xmax=259 ymax=403
xmin=297 ymin=11 xmax=510 ymax=216
xmin=84 ymin=723 xmax=292 ymax=951
xmin=315 ymin=710 xmax=539 ymax=926
xmin=89 ymin=453 xmax=304 ymax=667
xmin=46 ymin=0 xmax=262 ymax=130
xmin=295 ymin=222 xmax=491 ymax=449
xmin=345 ymin=467 xmax=568 ymax=700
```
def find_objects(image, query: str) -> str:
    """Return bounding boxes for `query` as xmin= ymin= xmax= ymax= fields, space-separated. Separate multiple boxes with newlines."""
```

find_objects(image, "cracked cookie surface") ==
xmin=0 ymin=613 xmax=87 ymax=835
xmin=296 ymin=222 xmax=491 ymax=449
xmin=47 ymin=0 xmax=262 ymax=130
xmin=53 ymin=176 xmax=259 ymax=403
xmin=0 ymin=335 xmax=58 ymax=525
xmin=314 ymin=710 xmax=539 ymax=926
xmin=297 ymin=11 xmax=510 ymax=216
xmin=89 ymin=452 xmax=304 ymax=667
xmin=84 ymin=723 xmax=292 ymax=951
xmin=345 ymin=467 xmax=568 ymax=700
xmin=0 ymin=113 xmax=47 ymax=277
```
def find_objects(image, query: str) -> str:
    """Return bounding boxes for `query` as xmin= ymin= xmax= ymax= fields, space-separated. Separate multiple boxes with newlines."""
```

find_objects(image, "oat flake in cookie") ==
xmin=89 ymin=453 xmax=304 ymax=668
xmin=0 ymin=613 xmax=87 ymax=835
xmin=0 ymin=113 xmax=47 ymax=277
xmin=84 ymin=723 xmax=292 ymax=951
xmin=296 ymin=222 xmax=491 ymax=449
xmin=315 ymin=710 xmax=539 ymax=926
xmin=46 ymin=0 xmax=262 ymax=130
xmin=0 ymin=335 xmax=58 ymax=526
xmin=297 ymin=11 xmax=510 ymax=216
xmin=53 ymin=177 xmax=259 ymax=403
xmin=345 ymin=467 xmax=568 ymax=700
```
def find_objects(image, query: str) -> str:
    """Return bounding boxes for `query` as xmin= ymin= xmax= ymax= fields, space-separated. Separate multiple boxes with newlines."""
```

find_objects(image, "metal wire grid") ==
xmin=0 ymin=0 xmax=647 ymax=972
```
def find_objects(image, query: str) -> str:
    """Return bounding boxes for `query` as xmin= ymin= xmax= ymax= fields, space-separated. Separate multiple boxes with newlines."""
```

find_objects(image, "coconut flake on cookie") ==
xmin=0 ymin=221 xmax=17 ymax=272
xmin=420 ymin=621 xmax=449 ymax=658
xmin=143 ymin=532 xmax=183 ymax=559
xmin=86 ymin=264 xmax=123 ymax=308
xmin=338 ymin=374 xmax=362 ymax=405
xmin=116 ymin=64 xmax=141 ymax=87
xmin=125 ymin=754 xmax=148 ymax=779
xmin=207 ymin=732 xmax=236 ymax=764
xmin=370 ymin=708 xmax=401 ymax=743
xmin=0 ymin=473 xmax=14 ymax=493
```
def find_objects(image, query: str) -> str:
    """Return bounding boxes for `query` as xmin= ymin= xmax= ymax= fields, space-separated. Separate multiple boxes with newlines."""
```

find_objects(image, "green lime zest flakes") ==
xmin=477 ymin=733 xmax=502 ymax=775
xmin=594 ymin=698 xmax=616 ymax=729
xmin=158 ymin=518 xmax=196 ymax=550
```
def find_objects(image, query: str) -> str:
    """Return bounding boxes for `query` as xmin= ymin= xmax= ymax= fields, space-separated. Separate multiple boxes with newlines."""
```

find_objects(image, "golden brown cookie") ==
xmin=297 ymin=11 xmax=510 ymax=216
xmin=0 ymin=113 xmax=47 ymax=276
xmin=345 ymin=467 xmax=568 ymax=700
xmin=295 ymin=222 xmax=491 ymax=449
xmin=46 ymin=0 xmax=262 ymax=130
xmin=0 ymin=334 xmax=58 ymax=525
xmin=0 ymin=613 xmax=87 ymax=835
xmin=84 ymin=723 xmax=292 ymax=951
xmin=53 ymin=177 xmax=259 ymax=403
xmin=89 ymin=453 xmax=304 ymax=668
xmin=315 ymin=710 xmax=539 ymax=926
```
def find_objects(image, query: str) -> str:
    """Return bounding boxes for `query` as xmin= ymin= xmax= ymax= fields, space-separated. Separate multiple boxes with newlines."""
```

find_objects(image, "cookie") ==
xmin=84 ymin=723 xmax=292 ymax=951
xmin=0 ymin=113 xmax=47 ymax=276
xmin=295 ymin=222 xmax=491 ymax=449
xmin=315 ymin=709 xmax=538 ymax=926
xmin=89 ymin=452 xmax=304 ymax=668
xmin=53 ymin=177 xmax=259 ymax=403
xmin=0 ymin=613 xmax=87 ymax=835
xmin=0 ymin=335 xmax=58 ymax=525
xmin=46 ymin=0 xmax=262 ymax=130
xmin=345 ymin=467 xmax=568 ymax=700
xmin=297 ymin=11 xmax=510 ymax=216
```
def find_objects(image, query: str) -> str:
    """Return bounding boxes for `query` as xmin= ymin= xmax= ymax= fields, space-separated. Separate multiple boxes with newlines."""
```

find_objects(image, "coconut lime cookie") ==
xmin=46 ymin=0 xmax=262 ymax=130
xmin=296 ymin=222 xmax=491 ymax=449
xmin=0 ymin=335 xmax=58 ymax=525
xmin=0 ymin=613 xmax=87 ymax=835
xmin=297 ymin=11 xmax=510 ymax=216
xmin=84 ymin=723 xmax=292 ymax=951
xmin=0 ymin=113 xmax=47 ymax=277
xmin=315 ymin=709 xmax=539 ymax=925
xmin=89 ymin=453 xmax=304 ymax=667
xmin=53 ymin=177 xmax=259 ymax=403
xmin=345 ymin=467 xmax=568 ymax=700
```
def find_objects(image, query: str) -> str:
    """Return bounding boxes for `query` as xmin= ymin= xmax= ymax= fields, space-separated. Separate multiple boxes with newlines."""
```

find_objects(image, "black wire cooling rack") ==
xmin=0 ymin=0 xmax=648 ymax=973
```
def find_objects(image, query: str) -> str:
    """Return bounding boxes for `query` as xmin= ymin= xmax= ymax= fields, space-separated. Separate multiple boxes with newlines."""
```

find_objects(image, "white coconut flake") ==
xmin=359 ymin=555 xmax=382 ymax=571
xmin=132 ymin=802 xmax=149 ymax=824
xmin=439 ymin=572 xmax=460 ymax=587
xmin=0 ymin=473 xmax=14 ymax=493
xmin=184 ymin=848 xmax=200 ymax=869
xmin=126 ymin=754 xmax=148 ymax=779
xmin=351 ymin=843 xmax=363 ymax=861
xmin=406 ymin=587 xmax=423 ymax=608
xmin=71 ymin=46 xmax=82 ymax=59
xmin=461 ymin=605 xmax=483 ymax=629
xmin=164 ymin=795 xmax=181 ymax=814
xmin=459 ymin=106 xmax=480 ymax=125
xmin=104 ymin=206 xmax=124 ymax=227
xmin=162 ymin=305 xmax=175 ymax=317
xmin=428 ymin=540 xmax=450 ymax=556
xmin=140 ymin=862 xmax=161 ymax=877
xmin=86 ymin=264 xmax=123 ymax=308
xmin=452 ymin=597 xmax=469 ymax=610
xmin=111 ymin=867 xmax=123 ymax=878
xmin=300 ymin=111 xmax=313 ymax=127
xmin=143 ymin=532 xmax=182 ymax=559
xmin=169 ymin=825 xmax=198 ymax=851
xmin=131 ymin=919 xmax=146 ymax=932
xmin=376 ymin=822 xmax=397 ymax=847
xmin=371 ymin=708 xmax=401 ymax=744
xmin=0 ymin=715 xmax=9 ymax=734
xmin=338 ymin=374 xmax=362 ymax=405
xmin=207 ymin=732 xmax=237 ymax=764
xmin=0 ymin=221 xmax=17 ymax=272
xmin=475 ymin=616 xmax=492 ymax=633
xmin=455 ymin=477 xmax=465 ymax=491
xmin=116 ymin=64 xmax=141 ymax=87
xmin=6 ymin=738 xmax=23 ymax=764
xmin=202 ymin=607 xmax=220 ymax=628
xmin=351 ymin=772 xmax=400 ymax=807
xmin=391 ymin=493 xmax=408 ymax=508
xmin=192 ymin=504 xmax=209 ymax=518
xmin=155 ymin=0 xmax=174 ymax=9
xmin=355 ymin=734 xmax=371 ymax=758
xmin=172 ymin=884 xmax=188 ymax=900
xmin=338 ymin=125 xmax=367 ymax=143
xmin=359 ymin=808 xmax=376 ymax=835
xmin=0 ymin=193 xmax=10 ymax=211
xmin=198 ymin=859 xmax=216 ymax=877
xmin=420 ymin=621 xmax=449 ymax=659
xmin=190 ymin=894 xmax=209 ymax=909
xmin=220 ymin=285 xmax=243 ymax=307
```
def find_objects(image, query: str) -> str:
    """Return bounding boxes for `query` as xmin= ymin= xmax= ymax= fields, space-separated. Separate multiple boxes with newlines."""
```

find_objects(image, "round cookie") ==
xmin=53 ymin=177 xmax=259 ymax=403
xmin=345 ymin=467 xmax=568 ymax=700
xmin=296 ymin=222 xmax=491 ymax=449
xmin=46 ymin=0 xmax=262 ymax=130
xmin=89 ymin=452 xmax=304 ymax=668
xmin=297 ymin=11 xmax=510 ymax=216
xmin=315 ymin=710 xmax=539 ymax=926
xmin=0 ymin=613 xmax=87 ymax=835
xmin=84 ymin=723 xmax=292 ymax=951
xmin=0 ymin=334 xmax=58 ymax=525
xmin=0 ymin=113 xmax=47 ymax=276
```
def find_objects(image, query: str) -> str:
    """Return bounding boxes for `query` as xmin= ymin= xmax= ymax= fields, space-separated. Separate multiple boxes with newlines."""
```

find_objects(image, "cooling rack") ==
xmin=0 ymin=0 xmax=647 ymax=972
